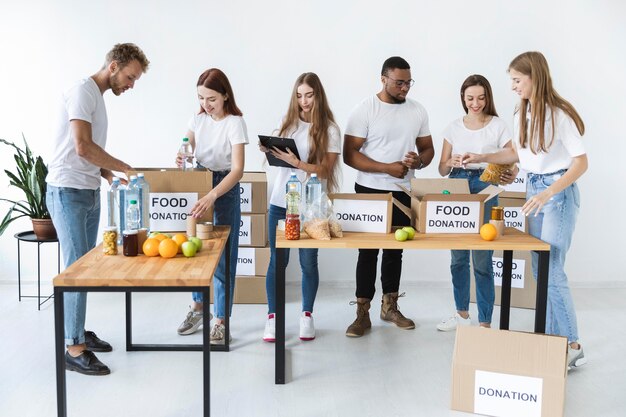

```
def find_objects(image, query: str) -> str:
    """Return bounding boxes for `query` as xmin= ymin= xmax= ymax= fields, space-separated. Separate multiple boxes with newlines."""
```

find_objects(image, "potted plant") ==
xmin=0 ymin=136 xmax=56 ymax=240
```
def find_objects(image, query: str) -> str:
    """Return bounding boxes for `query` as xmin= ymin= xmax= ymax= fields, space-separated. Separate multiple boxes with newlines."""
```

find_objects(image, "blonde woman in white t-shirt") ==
xmin=437 ymin=74 xmax=514 ymax=332
xmin=463 ymin=52 xmax=588 ymax=370
xmin=259 ymin=72 xmax=341 ymax=342
xmin=175 ymin=68 xmax=249 ymax=345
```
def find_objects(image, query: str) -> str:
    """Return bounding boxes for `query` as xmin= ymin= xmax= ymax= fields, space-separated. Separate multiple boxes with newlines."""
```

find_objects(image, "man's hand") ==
xmin=386 ymin=161 xmax=408 ymax=179
xmin=402 ymin=151 xmax=423 ymax=169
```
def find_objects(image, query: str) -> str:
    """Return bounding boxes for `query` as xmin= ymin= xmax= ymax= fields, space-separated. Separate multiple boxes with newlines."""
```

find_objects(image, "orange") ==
xmin=142 ymin=238 xmax=161 ymax=257
xmin=172 ymin=233 xmax=188 ymax=253
xmin=480 ymin=223 xmax=498 ymax=241
xmin=152 ymin=233 xmax=168 ymax=242
xmin=158 ymin=238 xmax=179 ymax=258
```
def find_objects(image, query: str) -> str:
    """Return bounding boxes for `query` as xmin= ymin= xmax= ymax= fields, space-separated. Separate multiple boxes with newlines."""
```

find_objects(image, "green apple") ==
xmin=149 ymin=231 xmax=160 ymax=238
xmin=189 ymin=236 xmax=203 ymax=252
xmin=181 ymin=241 xmax=198 ymax=257
xmin=401 ymin=226 xmax=416 ymax=240
xmin=394 ymin=229 xmax=409 ymax=242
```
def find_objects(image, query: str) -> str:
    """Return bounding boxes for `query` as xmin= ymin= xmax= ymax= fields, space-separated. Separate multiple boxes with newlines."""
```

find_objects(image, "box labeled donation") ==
xmin=128 ymin=168 xmax=213 ymax=232
xmin=499 ymin=197 xmax=527 ymax=233
xmin=236 ymin=247 xmax=270 ymax=276
xmin=451 ymin=326 xmax=567 ymax=417
xmin=239 ymin=214 xmax=267 ymax=247
xmin=240 ymin=172 xmax=267 ymax=213
xmin=329 ymin=193 xmax=400 ymax=233
xmin=398 ymin=178 xmax=502 ymax=233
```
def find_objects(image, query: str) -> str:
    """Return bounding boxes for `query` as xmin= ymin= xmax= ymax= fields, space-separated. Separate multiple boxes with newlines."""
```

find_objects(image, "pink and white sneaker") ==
xmin=299 ymin=312 xmax=315 ymax=341
xmin=263 ymin=314 xmax=276 ymax=342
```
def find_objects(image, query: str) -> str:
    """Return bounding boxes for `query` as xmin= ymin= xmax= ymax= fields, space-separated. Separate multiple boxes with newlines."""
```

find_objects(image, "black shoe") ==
xmin=65 ymin=350 xmax=111 ymax=376
xmin=84 ymin=330 xmax=112 ymax=352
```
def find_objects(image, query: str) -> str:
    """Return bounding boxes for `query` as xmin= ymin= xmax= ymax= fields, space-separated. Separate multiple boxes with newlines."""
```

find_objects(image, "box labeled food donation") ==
xmin=451 ymin=327 xmax=567 ymax=417
xmin=398 ymin=178 xmax=502 ymax=234
xmin=329 ymin=193 xmax=401 ymax=233
xmin=239 ymin=213 xmax=267 ymax=247
xmin=128 ymin=168 xmax=213 ymax=232
xmin=499 ymin=168 xmax=528 ymax=199
xmin=240 ymin=172 xmax=268 ymax=214
xmin=499 ymin=197 xmax=528 ymax=233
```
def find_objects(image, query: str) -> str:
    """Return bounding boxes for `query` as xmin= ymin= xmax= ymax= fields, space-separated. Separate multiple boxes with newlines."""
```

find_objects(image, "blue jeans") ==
xmin=46 ymin=185 xmax=100 ymax=345
xmin=266 ymin=204 xmax=319 ymax=314
xmin=527 ymin=169 xmax=580 ymax=343
xmin=192 ymin=169 xmax=240 ymax=319
xmin=448 ymin=168 xmax=496 ymax=324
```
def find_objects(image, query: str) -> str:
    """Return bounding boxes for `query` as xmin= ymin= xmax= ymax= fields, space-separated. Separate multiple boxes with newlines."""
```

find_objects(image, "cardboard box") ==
xmin=240 ymin=172 xmax=268 ymax=214
xmin=499 ymin=168 xmax=528 ymax=199
xmin=398 ymin=178 xmax=502 ymax=234
xmin=210 ymin=275 xmax=267 ymax=304
xmin=128 ymin=168 xmax=213 ymax=232
xmin=471 ymin=249 xmax=537 ymax=310
xmin=329 ymin=193 xmax=401 ymax=233
xmin=236 ymin=247 xmax=270 ymax=276
xmin=451 ymin=326 xmax=567 ymax=417
xmin=499 ymin=197 xmax=528 ymax=233
xmin=239 ymin=213 xmax=267 ymax=247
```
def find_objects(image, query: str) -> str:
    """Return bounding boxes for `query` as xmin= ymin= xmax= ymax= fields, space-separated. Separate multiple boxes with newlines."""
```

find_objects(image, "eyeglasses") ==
xmin=385 ymin=76 xmax=415 ymax=88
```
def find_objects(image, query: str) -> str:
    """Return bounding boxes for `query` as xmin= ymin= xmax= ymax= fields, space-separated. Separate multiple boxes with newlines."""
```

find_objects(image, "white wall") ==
xmin=1 ymin=0 xmax=624 ymax=286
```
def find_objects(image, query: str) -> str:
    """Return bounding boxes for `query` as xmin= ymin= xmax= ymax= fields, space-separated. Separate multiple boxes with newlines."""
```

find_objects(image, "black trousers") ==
xmin=354 ymin=183 xmax=412 ymax=300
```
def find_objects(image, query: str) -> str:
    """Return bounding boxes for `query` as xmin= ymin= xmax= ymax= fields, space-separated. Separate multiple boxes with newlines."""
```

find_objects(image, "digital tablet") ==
xmin=258 ymin=135 xmax=302 ymax=168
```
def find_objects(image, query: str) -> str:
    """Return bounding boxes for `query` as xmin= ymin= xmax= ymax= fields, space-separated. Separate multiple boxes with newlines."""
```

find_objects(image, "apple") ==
xmin=181 ymin=241 xmax=198 ymax=257
xmin=149 ymin=231 xmax=160 ymax=238
xmin=189 ymin=236 xmax=203 ymax=252
xmin=401 ymin=226 xmax=416 ymax=240
xmin=394 ymin=229 xmax=409 ymax=242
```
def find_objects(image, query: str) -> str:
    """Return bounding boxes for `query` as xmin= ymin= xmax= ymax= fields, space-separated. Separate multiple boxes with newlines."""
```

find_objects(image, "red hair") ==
xmin=196 ymin=68 xmax=243 ymax=116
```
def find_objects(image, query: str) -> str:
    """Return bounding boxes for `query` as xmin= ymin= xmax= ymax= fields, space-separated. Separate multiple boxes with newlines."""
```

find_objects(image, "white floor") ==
xmin=1 ymin=282 xmax=625 ymax=417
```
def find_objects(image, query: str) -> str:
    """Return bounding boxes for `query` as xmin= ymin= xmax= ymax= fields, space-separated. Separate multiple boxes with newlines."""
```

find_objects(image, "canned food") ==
xmin=103 ymin=227 xmax=118 ymax=255
xmin=491 ymin=206 xmax=504 ymax=221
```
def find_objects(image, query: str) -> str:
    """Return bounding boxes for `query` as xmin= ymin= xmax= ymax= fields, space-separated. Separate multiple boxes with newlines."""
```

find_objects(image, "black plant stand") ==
xmin=14 ymin=231 xmax=60 ymax=310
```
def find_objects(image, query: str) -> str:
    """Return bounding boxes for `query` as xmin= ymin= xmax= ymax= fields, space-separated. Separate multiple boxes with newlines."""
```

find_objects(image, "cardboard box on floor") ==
xmin=240 ymin=172 xmax=268 ymax=214
xmin=451 ymin=326 xmax=567 ymax=417
xmin=210 ymin=275 xmax=266 ymax=304
xmin=128 ymin=168 xmax=213 ymax=232
xmin=329 ymin=193 xmax=402 ymax=233
xmin=239 ymin=213 xmax=267 ymax=247
xmin=397 ymin=178 xmax=502 ymax=233
xmin=471 ymin=249 xmax=537 ymax=309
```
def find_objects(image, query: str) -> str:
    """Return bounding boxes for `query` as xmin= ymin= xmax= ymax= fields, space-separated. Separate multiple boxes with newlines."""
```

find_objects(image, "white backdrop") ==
xmin=1 ymin=0 xmax=624 ymax=287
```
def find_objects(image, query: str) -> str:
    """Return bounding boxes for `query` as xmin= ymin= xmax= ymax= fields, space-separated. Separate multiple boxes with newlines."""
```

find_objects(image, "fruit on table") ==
xmin=394 ymin=229 xmax=409 ymax=242
xmin=181 ymin=241 xmax=198 ymax=257
xmin=401 ymin=226 xmax=416 ymax=240
xmin=172 ymin=233 xmax=188 ymax=253
xmin=159 ymin=238 xmax=179 ymax=258
xmin=189 ymin=236 xmax=203 ymax=252
xmin=480 ymin=223 xmax=498 ymax=241
xmin=142 ymin=238 xmax=161 ymax=257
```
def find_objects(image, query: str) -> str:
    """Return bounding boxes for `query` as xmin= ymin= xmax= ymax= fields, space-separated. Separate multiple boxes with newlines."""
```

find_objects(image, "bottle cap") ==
xmin=130 ymin=175 xmax=137 ymax=180
xmin=442 ymin=190 xmax=451 ymax=195
xmin=183 ymin=137 xmax=189 ymax=142
xmin=122 ymin=229 xmax=138 ymax=235
xmin=138 ymin=173 xmax=144 ymax=178
xmin=112 ymin=176 xmax=120 ymax=182
xmin=311 ymin=173 xmax=318 ymax=178
xmin=130 ymin=200 xmax=137 ymax=204
xmin=104 ymin=226 xmax=117 ymax=232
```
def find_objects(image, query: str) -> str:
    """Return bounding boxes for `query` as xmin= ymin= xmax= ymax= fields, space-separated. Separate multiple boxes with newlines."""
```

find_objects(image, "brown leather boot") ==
xmin=345 ymin=298 xmax=372 ymax=337
xmin=380 ymin=292 xmax=415 ymax=329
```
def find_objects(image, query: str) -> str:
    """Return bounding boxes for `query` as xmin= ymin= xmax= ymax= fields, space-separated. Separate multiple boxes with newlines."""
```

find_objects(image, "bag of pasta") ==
xmin=480 ymin=163 xmax=515 ymax=185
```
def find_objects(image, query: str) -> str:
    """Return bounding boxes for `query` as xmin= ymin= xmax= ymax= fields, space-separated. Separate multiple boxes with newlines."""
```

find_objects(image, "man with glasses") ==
xmin=343 ymin=56 xmax=434 ymax=337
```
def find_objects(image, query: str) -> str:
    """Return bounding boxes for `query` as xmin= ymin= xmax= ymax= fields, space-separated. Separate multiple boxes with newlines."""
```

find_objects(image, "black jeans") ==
xmin=354 ymin=183 xmax=412 ymax=300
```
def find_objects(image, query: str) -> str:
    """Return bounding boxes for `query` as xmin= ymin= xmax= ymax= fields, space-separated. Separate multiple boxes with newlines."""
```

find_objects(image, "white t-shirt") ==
xmin=188 ymin=113 xmax=249 ymax=171
xmin=442 ymin=116 xmax=511 ymax=169
xmin=344 ymin=95 xmax=431 ymax=190
xmin=269 ymin=119 xmax=342 ymax=208
xmin=46 ymin=78 xmax=108 ymax=189
xmin=513 ymin=108 xmax=585 ymax=174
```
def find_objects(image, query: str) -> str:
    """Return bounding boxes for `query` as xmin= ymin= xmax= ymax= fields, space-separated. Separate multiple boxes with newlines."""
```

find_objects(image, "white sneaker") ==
xmin=437 ymin=313 xmax=471 ymax=331
xmin=299 ymin=312 xmax=315 ymax=341
xmin=263 ymin=314 xmax=276 ymax=342
xmin=568 ymin=345 xmax=587 ymax=370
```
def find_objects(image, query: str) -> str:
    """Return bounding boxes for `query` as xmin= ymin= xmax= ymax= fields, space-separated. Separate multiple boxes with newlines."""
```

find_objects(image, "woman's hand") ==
xmin=175 ymin=152 xmax=183 ymax=168
xmin=446 ymin=153 xmax=465 ymax=169
xmin=461 ymin=152 xmax=484 ymax=165
xmin=270 ymin=146 xmax=300 ymax=168
xmin=190 ymin=191 xmax=217 ymax=218
xmin=499 ymin=165 xmax=519 ymax=185
xmin=258 ymin=141 xmax=269 ymax=153
xmin=522 ymin=188 xmax=553 ymax=217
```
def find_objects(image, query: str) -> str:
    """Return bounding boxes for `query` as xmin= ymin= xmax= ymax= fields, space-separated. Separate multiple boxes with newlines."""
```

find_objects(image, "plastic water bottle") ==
xmin=137 ymin=173 xmax=151 ymax=231
xmin=305 ymin=173 xmax=322 ymax=218
xmin=285 ymin=182 xmax=301 ymax=240
xmin=117 ymin=183 xmax=127 ymax=244
xmin=179 ymin=137 xmax=194 ymax=171
xmin=107 ymin=177 xmax=121 ymax=228
xmin=285 ymin=171 xmax=302 ymax=200
xmin=126 ymin=200 xmax=141 ymax=230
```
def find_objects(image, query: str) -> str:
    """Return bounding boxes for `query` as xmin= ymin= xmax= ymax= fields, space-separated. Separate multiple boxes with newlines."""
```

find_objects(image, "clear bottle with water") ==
xmin=137 ymin=173 xmax=150 ymax=231
xmin=117 ymin=183 xmax=127 ymax=244
xmin=179 ymin=137 xmax=194 ymax=171
xmin=126 ymin=200 xmax=141 ymax=230
xmin=285 ymin=171 xmax=302 ymax=199
xmin=107 ymin=177 xmax=121 ymax=228
xmin=305 ymin=173 xmax=322 ymax=218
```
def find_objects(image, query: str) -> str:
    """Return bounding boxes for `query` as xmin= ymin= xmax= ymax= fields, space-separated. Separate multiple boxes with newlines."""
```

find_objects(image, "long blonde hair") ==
xmin=278 ymin=72 xmax=339 ymax=192
xmin=509 ymin=51 xmax=585 ymax=153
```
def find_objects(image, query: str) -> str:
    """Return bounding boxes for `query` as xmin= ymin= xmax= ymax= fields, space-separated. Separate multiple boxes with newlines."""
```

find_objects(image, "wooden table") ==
xmin=274 ymin=228 xmax=550 ymax=384
xmin=53 ymin=226 xmax=231 ymax=417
